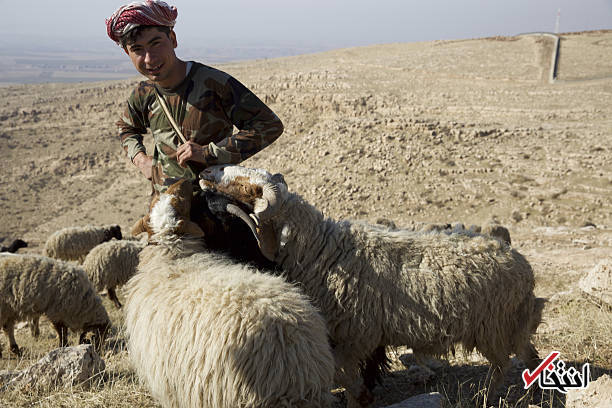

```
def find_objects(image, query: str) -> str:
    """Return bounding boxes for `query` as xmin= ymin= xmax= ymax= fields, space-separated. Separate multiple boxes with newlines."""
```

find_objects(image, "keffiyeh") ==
xmin=106 ymin=0 xmax=178 ymax=45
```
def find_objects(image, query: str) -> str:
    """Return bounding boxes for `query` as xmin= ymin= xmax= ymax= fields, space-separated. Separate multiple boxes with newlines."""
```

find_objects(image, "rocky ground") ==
xmin=0 ymin=31 xmax=610 ymax=407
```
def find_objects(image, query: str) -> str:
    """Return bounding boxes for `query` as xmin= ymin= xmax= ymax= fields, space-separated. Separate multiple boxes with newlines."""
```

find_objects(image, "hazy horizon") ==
xmin=2 ymin=1 xmax=611 ymax=47
xmin=1 ymin=0 xmax=610 ymax=84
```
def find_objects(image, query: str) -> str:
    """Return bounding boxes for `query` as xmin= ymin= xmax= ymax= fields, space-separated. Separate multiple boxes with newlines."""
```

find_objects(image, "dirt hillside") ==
xmin=0 ymin=31 xmax=610 ymax=407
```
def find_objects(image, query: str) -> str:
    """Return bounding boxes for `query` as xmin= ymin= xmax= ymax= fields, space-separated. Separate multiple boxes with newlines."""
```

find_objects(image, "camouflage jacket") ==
xmin=117 ymin=62 xmax=284 ymax=192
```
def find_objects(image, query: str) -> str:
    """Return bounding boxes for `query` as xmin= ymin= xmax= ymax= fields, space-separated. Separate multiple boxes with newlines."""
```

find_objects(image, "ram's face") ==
xmin=199 ymin=165 xmax=289 ymax=261
xmin=199 ymin=164 xmax=288 ymax=215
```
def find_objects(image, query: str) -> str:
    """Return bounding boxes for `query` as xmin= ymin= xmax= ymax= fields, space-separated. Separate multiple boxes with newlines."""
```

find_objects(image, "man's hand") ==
xmin=133 ymin=152 xmax=153 ymax=180
xmin=176 ymin=141 xmax=207 ymax=167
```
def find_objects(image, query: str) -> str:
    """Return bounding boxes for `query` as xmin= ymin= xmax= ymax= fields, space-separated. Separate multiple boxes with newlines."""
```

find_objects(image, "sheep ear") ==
xmin=166 ymin=180 xmax=194 ymax=217
xmin=130 ymin=217 xmax=147 ymax=236
xmin=177 ymin=219 xmax=205 ymax=238
xmin=131 ymin=216 xmax=154 ymax=238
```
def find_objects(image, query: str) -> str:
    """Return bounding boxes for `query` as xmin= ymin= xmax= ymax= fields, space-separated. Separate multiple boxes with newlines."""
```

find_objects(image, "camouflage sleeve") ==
xmin=117 ymin=86 xmax=150 ymax=162
xmin=203 ymin=76 xmax=283 ymax=165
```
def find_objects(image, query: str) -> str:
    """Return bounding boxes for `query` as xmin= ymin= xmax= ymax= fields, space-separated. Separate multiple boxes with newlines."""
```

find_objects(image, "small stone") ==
xmin=375 ymin=218 xmax=397 ymax=230
xmin=382 ymin=392 xmax=443 ymax=408
xmin=565 ymin=374 xmax=612 ymax=408
xmin=6 ymin=344 xmax=105 ymax=390
xmin=0 ymin=370 xmax=21 ymax=387
xmin=578 ymin=261 xmax=611 ymax=306
xmin=404 ymin=364 xmax=436 ymax=384
xmin=511 ymin=210 xmax=523 ymax=222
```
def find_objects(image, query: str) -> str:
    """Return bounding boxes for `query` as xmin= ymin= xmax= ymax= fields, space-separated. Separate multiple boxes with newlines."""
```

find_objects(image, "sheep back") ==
xmin=267 ymin=198 xmax=542 ymax=404
xmin=283 ymin=213 xmax=537 ymax=358
xmin=124 ymin=250 xmax=335 ymax=408
xmin=83 ymin=239 xmax=146 ymax=292
xmin=0 ymin=254 xmax=110 ymax=332
xmin=43 ymin=224 xmax=122 ymax=262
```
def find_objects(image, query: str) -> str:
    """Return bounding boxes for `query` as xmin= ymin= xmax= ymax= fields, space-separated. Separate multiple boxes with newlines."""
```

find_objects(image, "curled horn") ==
xmin=226 ymin=203 xmax=277 ymax=261
xmin=226 ymin=204 xmax=259 ymax=240
xmin=253 ymin=182 xmax=284 ymax=222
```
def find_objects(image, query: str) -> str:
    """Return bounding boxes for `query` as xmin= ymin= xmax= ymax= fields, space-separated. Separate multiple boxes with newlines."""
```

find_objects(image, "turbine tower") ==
xmin=554 ymin=9 xmax=561 ymax=34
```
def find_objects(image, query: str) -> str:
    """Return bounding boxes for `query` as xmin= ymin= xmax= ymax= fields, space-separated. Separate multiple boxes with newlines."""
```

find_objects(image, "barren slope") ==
xmin=0 ymin=31 xmax=610 ymax=407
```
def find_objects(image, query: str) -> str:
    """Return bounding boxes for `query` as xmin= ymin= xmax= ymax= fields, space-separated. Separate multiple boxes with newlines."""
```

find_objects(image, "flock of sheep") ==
xmin=0 ymin=224 xmax=143 ymax=357
xmin=0 ymin=164 xmax=545 ymax=408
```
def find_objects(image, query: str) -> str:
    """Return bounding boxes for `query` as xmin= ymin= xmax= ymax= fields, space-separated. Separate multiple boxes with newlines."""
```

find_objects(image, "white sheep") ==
xmin=124 ymin=180 xmax=335 ymax=408
xmin=0 ymin=253 xmax=111 ymax=357
xmin=199 ymin=165 xmax=545 ymax=407
xmin=0 ymin=238 xmax=41 ymax=338
xmin=82 ymin=239 xmax=146 ymax=308
xmin=43 ymin=224 xmax=122 ymax=263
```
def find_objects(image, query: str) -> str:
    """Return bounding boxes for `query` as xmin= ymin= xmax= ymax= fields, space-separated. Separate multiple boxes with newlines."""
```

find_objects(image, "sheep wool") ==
xmin=83 ymin=239 xmax=146 ymax=308
xmin=124 ymin=181 xmax=335 ymax=408
xmin=285 ymin=195 xmax=543 ymax=406
xmin=0 ymin=253 xmax=111 ymax=356
xmin=199 ymin=165 xmax=545 ymax=407
xmin=43 ymin=224 xmax=122 ymax=263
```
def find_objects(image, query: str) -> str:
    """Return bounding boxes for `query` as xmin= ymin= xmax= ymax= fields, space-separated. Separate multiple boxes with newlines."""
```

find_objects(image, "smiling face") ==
xmin=124 ymin=26 xmax=185 ymax=89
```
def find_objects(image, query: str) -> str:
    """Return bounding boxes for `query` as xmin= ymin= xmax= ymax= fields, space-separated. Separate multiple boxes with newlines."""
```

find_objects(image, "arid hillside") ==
xmin=0 ymin=31 xmax=610 ymax=407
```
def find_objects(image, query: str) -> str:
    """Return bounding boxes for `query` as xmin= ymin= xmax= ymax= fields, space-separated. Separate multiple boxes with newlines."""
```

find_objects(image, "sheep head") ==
xmin=104 ymin=225 xmax=122 ymax=241
xmin=79 ymin=321 xmax=112 ymax=353
xmin=148 ymin=179 xmax=205 ymax=239
xmin=199 ymin=165 xmax=288 ymax=261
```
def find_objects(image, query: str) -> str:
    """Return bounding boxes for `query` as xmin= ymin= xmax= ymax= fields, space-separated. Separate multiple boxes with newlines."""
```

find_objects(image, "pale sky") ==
xmin=1 ymin=0 xmax=611 ymax=54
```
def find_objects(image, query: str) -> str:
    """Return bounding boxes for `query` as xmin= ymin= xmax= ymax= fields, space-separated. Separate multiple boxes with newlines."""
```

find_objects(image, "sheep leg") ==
xmin=52 ymin=321 xmax=69 ymax=347
xmin=29 ymin=316 xmax=40 ymax=338
xmin=2 ymin=322 xmax=21 ymax=357
xmin=334 ymin=349 xmax=373 ymax=408
xmin=361 ymin=346 xmax=390 ymax=392
xmin=483 ymin=357 xmax=510 ymax=404
xmin=517 ymin=341 xmax=541 ymax=370
xmin=108 ymin=287 xmax=123 ymax=309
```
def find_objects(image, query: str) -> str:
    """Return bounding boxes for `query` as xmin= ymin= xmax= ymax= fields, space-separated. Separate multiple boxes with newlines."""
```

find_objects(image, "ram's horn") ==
xmin=253 ymin=182 xmax=284 ymax=221
xmin=226 ymin=204 xmax=259 ymax=239
xmin=226 ymin=203 xmax=277 ymax=261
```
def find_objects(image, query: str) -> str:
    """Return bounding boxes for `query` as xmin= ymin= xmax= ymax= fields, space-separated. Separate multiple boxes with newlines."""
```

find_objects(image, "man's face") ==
xmin=124 ymin=27 xmax=179 ymax=87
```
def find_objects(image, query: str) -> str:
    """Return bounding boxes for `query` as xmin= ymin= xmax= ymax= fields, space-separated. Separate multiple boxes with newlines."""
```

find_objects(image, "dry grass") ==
xmin=1 ymin=288 xmax=609 ymax=408
xmin=0 ymin=296 xmax=158 ymax=408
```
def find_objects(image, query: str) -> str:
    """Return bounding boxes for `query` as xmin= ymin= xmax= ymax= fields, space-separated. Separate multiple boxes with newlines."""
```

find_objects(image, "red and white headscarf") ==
xmin=106 ymin=0 xmax=178 ymax=45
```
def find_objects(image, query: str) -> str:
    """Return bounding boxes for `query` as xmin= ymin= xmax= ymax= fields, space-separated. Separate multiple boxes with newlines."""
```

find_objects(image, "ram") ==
xmin=199 ymin=165 xmax=544 ymax=407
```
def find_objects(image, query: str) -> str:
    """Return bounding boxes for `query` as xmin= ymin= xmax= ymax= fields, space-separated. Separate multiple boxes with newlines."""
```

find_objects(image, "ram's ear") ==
xmin=177 ymin=219 xmax=205 ymax=238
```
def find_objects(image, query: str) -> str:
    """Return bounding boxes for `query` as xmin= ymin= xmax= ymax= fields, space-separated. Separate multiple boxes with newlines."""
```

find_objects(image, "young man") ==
xmin=106 ymin=0 xmax=284 ymax=194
